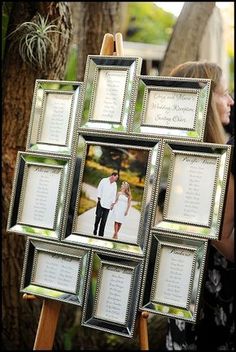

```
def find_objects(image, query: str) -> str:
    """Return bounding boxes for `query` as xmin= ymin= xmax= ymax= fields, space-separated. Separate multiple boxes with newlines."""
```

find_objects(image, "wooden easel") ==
xmin=24 ymin=32 xmax=149 ymax=351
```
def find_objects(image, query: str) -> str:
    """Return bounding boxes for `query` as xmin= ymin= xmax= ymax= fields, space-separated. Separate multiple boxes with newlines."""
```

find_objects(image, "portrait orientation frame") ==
xmin=20 ymin=237 xmax=90 ymax=306
xmin=152 ymin=139 xmax=231 ymax=240
xmin=26 ymin=79 xmax=83 ymax=155
xmin=81 ymin=249 xmax=143 ymax=338
xmin=78 ymin=55 xmax=142 ymax=133
xmin=130 ymin=76 xmax=211 ymax=141
xmin=63 ymin=133 xmax=161 ymax=256
xmin=139 ymin=231 xmax=208 ymax=323
xmin=7 ymin=151 xmax=72 ymax=240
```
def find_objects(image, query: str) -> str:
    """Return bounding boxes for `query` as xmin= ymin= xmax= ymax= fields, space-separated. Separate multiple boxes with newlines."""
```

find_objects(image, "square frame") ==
xmin=130 ymin=76 xmax=211 ymax=141
xmin=79 ymin=55 xmax=142 ymax=133
xmin=7 ymin=151 xmax=72 ymax=240
xmin=20 ymin=238 xmax=90 ymax=306
xmin=26 ymin=80 xmax=83 ymax=155
xmin=81 ymin=249 xmax=143 ymax=337
xmin=63 ymin=134 xmax=161 ymax=256
xmin=152 ymin=139 xmax=231 ymax=239
xmin=139 ymin=231 xmax=208 ymax=323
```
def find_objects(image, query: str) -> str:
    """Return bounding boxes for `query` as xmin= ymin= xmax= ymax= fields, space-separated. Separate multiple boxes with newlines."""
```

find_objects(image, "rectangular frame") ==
xmin=20 ymin=238 xmax=90 ymax=306
xmin=139 ymin=231 xmax=208 ymax=323
xmin=63 ymin=134 xmax=161 ymax=256
xmin=81 ymin=250 xmax=143 ymax=337
xmin=79 ymin=55 xmax=142 ymax=134
xmin=7 ymin=151 xmax=72 ymax=240
xmin=152 ymin=139 xmax=231 ymax=239
xmin=130 ymin=76 xmax=211 ymax=141
xmin=26 ymin=80 xmax=83 ymax=155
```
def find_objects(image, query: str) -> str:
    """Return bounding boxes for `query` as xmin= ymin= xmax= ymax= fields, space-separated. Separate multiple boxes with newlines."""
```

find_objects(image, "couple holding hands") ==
xmin=93 ymin=172 xmax=131 ymax=239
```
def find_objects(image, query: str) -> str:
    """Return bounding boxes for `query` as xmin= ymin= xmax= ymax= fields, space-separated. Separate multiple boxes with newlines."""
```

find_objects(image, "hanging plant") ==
xmin=8 ymin=12 xmax=62 ymax=70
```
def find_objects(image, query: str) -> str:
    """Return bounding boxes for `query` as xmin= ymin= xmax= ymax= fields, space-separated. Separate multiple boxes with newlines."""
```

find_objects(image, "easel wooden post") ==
xmin=138 ymin=311 xmax=150 ymax=350
xmin=24 ymin=32 xmax=149 ymax=351
xmin=23 ymin=294 xmax=62 ymax=350
xmin=100 ymin=33 xmax=150 ymax=350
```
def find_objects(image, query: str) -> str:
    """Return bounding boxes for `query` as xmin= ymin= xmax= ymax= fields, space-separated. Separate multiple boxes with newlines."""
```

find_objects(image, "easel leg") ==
xmin=33 ymin=299 xmax=62 ymax=350
xmin=139 ymin=311 xmax=149 ymax=350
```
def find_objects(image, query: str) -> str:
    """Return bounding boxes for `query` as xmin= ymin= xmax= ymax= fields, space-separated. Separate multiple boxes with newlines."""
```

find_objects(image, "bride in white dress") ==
xmin=111 ymin=181 xmax=131 ymax=239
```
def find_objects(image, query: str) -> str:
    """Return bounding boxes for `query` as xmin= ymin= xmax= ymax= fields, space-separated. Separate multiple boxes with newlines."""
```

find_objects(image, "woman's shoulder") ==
xmin=227 ymin=136 xmax=235 ymax=175
xmin=227 ymin=135 xmax=234 ymax=146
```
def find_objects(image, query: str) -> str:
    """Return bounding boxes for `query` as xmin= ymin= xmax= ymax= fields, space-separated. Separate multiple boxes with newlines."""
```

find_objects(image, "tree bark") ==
xmin=70 ymin=2 xmax=122 ymax=81
xmin=2 ymin=2 xmax=72 ymax=349
xmin=159 ymin=2 xmax=215 ymax=75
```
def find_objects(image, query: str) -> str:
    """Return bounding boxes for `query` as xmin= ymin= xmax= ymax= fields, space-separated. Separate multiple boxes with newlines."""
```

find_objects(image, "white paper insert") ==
xmin=145 ymin=90 xmax=197 ymax=129
xmin=166 ymin=154 xmax=217 ymax=225
xmin=39 ymin=93 xmax=72 ymax=145
xmin=153 ymin=246 xmax=194 ymax=308
xmin=20 ymin=165 xmax=61 ymax=228
xmin=33 ymin=251 xmax=80 ymax=293
xmin=93 ymin=69 xmax=127 ymax=122
xmin=95 ymin=265 xmax=132 ymax=324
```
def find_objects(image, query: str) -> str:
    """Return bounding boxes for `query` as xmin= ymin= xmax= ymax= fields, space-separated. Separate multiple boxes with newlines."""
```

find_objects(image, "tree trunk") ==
xmin=71 ymin=2 xmax=122 ymax=81
xmin=2 ymin=2 xmax=72 ymax=349
xmin=159 ymin=2 xmax=215 ymax=75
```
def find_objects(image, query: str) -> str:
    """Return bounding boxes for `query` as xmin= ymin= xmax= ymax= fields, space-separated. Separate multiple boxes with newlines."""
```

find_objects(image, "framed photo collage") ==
xmin=7 ymin=55 xmax=232 ymax=338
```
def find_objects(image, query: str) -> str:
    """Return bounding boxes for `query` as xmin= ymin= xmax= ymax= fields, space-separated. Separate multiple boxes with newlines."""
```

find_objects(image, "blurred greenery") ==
xmin=124 ymin=2 xmax=175 ymax=44
xmin=63 ymin=2 xmax=175 ymax=81
xmin=78 ymin=190 xmax=96 ymax=215
xmin=62 ymin=313 xmax=167 ymax=350
xmin=64 ymin=45 xmax=79 ymax=81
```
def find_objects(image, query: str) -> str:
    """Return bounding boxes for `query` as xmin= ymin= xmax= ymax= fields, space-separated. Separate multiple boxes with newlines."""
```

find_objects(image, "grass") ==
xmin=78 ymin=191 xmax=96 ymax=215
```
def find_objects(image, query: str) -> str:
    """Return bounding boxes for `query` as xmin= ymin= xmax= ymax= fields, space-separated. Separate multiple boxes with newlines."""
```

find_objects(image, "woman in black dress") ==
xmin=165 ymin=61 xmax=235 ymax=351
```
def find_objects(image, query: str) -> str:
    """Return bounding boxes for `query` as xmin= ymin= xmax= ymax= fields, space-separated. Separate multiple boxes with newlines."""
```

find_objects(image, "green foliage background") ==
xmin=124 ymin=2 xmax=175 ymax=44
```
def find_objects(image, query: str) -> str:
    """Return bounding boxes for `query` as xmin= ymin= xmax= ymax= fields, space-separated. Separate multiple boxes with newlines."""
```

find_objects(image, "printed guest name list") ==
xmin=34 ymin=252 xmax=80 ymax=293
xmin=166 ymin=154 xmax=217 ymax=225
xmin=93 ymin=70 xmax=127 ymax=122
xmin=20 ymin=165 xmax=61 ymax=229
xmin=95 ymin=265 xmax=132 ymax=324
xmin=40 ymin=93 xmax=72 ymax=145
xmin=154 ymin=246 xmax=194 ymax=308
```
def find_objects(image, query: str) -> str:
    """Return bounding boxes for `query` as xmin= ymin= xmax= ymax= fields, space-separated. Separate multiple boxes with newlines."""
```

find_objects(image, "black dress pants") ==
xmin=93 ymin=201 xmax=110 ymax=236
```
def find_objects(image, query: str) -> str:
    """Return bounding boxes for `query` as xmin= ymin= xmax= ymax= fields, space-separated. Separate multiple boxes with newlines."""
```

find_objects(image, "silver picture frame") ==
xmin=79 ymin=55 xmax=142 ymax=134
xmin=130 ymin=76 xmax=211 ymax=141
xmin=81 ymin=249 xmax=143 ymax=337
xmin=20 ymin=238 xmax=90 ymax=306
xmin=63 ymin=134 xmax=161 ymax=256
xmin=152 ymin=139 xmax=231 ymax=240
xmin=26 ymin=79 xmax=83 ymax=155
xmin=139 ymin=231 xmax=208 ymax=323
xmin=7 ymin=151 xmax=72 ymax=240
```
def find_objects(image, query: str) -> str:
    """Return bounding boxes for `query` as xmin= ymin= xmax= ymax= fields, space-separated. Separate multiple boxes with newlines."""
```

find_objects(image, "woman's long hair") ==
xmin=169 ymin=61 xmax=226 ymax=144
xmin=122 ymin=181 xmax=132 ymax=200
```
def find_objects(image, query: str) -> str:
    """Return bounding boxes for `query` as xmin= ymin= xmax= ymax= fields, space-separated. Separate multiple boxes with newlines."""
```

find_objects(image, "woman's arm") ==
xmin=125 ymin=196 xmax=131 ymax=216
xmin=211 ymin=173 xmax=234 ymax=262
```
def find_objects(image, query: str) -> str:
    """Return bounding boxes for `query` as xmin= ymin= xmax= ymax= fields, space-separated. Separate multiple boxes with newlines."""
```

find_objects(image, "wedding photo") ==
xmin=75 ymin=143 xmax=149 ymax=244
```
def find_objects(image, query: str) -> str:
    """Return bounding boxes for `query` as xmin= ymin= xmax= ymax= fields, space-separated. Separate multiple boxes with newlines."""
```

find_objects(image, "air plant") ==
xmin=8 ymin=13 xmax=62 ymax=70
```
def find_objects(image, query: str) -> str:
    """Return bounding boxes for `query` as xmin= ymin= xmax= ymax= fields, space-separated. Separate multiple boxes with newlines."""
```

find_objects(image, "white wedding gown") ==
xmin=112 ymin=194 xmax=128 ymax=223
